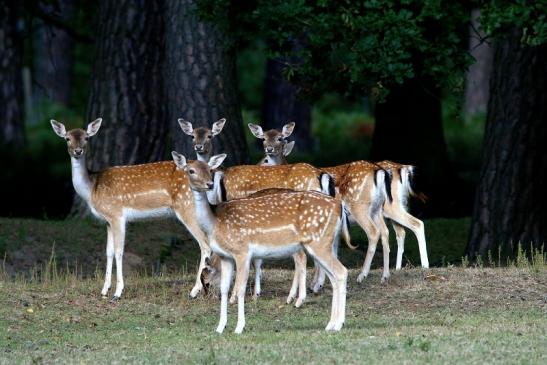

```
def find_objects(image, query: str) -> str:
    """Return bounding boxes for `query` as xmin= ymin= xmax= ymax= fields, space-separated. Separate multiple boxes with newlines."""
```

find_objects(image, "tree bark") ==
xmin=71 ymin=0 xmax=167 ymax=215
xmin=467 ymin=28 xmax=547 ymax=260
xmin=464 ymin=9 xmax=493 ymax=120
xmin=0 ymin=1 xmax=25 ymax=148
xmin=33 ymin=0 xmax=77 ymax=107
xmin=86 ymin=0 xmax=167 ymax=171
xmin=261 ymin=57 xmax=313 ymax=152
xmin=164 ymin=0 xmax=248 ymax=166
xmin=371 ymin=77 xmax=460 ymax=216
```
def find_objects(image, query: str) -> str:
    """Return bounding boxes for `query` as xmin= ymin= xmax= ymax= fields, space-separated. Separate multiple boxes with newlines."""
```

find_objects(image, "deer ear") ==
xmin=178 ymin=119 xmax=193 ymax=136
xmin=211 ymin=118 xmax=226 ymax=136
xmin=171 ymin=151 xmax=187 ymax=169
xmin=50 ymin=120 xmax=67 ymax=138
xmin=282 ymin=122 xmax=295 ymax=138
xmin=208 ymin=153 xmax=227 ymax=169
xmin=248 ymin=123 xmax=264 ymax=139
xmin=283 ymin=141 xmax=295 ymax=156
xmin=86 ymin=118 xmax=102 ymax=137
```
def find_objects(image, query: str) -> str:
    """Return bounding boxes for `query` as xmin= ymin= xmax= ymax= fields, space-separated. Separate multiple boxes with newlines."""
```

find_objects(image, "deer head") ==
xmin=248 ymin=122 xmax=295 ymax=157
xmin=178 ymin=118 xmax=226 ymax=161
xmin=171 ymin=151 xmax=227 ymax=191
xmin=50 ymin=118 xmax=102 ymax=159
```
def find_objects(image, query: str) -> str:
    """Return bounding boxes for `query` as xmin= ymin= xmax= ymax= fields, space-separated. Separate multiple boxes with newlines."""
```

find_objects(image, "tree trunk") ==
xmin=467 ymin=28 xmax=547 ymax=260
xmin=164 ymin=0 xmax=248 ymax=166
xmin=0 ymin=1 xmax=25 ymax=148
xmin=71 ymin=0 xmax=167 ymax=215
xmin=261 ymin=57 xmax=313 ymax=152
xmin=464 ymin=9 xmax=493 ymax=120
xmin=371 ymin=77 xmax=461 ymax=216
xmin=33 ymin=0 xmax=77 ymax=107
xmin=86 ymin=0 xmax=167 ymax=171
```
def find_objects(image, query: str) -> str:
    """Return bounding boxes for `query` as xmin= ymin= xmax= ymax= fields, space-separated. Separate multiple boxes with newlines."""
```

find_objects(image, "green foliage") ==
xmin=203 ymin=1 xmax=547 ymax=102
xmin=480 ymin=0 xmax=547 ymax=46
xmin=310 ymin=97 xmax=374 ymax=165
xmin=236 ymin=41 xmax=268 ymax=111
xmin=204 ymin=0 xmax=474 ymax=99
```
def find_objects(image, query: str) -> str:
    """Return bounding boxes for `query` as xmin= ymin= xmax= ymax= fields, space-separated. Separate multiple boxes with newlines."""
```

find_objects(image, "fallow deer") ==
xmin=172 ymin=152 xmax=351 ymax=333
xmin=51 ymin=119 xmax=213 ymax=301
xmin=248 ymin=122 xmax=296 ymax=166
xmin=374 ymin=160 xmax=429 ymax=270
xmin=250 ymin=124 xmax=392 ymax=289
xmin=178 ymin=118 xmax=226 ymax=162
xmin=178 ymin=120 xmax=325 ymax=306
xmin=256 ymin=126 xmax=429 ymax=280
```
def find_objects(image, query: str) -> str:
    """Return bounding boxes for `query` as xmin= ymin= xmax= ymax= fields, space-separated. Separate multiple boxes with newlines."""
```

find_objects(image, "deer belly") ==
xmin=122 ymin=207 xmax=174 ymax=222
xmin=249 ymin=243 xmax=301 ymax=259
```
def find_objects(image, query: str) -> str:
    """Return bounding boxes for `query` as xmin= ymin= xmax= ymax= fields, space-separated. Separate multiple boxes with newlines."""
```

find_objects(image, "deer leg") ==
xmin=228 ymin=259 xmax=260 ymax=304
xmin=348 ymin=204 xmax=380 ymax=283
xmin=101 ymin=224 xmax=114 ymax=297
xmin=233 ymin=255 xmax=251 ymax=334
xmin=392 ymin=221 xmax=406 ymax=270
xmin=175 ymin=212 xmax=211 ymax=298
xmin=306 ymin=241 xmax=348 ymax=331
xmin=253 ymin=258 xmax=263 ymax=298
xmin=312 ymin=260 xmax=326 ymax=293
xmin=384 ymin=205 xmax=429 ymax=269
xmin=111 ymin=219 xmax=126 ymax=301
xmin=216 ymin=258 xmax=233 ymax=334
xmin=287 ymin=250 xmax=307 ymax=307
xmin=375 ymin=216 xmax=391 ymax=282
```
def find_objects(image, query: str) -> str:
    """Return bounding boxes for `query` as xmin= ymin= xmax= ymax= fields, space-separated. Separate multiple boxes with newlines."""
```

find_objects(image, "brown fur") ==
xmin=175 ymin=155 xmax=349 ymax=333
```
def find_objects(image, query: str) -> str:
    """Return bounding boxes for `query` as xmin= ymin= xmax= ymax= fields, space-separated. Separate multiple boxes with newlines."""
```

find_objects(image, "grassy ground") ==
xmin=1 ymin=266 xmax=546 ymax=364
xmin=1 ymin=217 xmax=545 ymax=363
xmin=0 ymin=217 xmax=469 ymax=278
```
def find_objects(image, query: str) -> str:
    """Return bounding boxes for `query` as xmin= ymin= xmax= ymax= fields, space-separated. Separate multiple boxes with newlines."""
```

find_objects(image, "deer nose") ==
xmin=206 ymin=182 xmax=214 ymax=189
xmin=195 ymin=145 xmax=204 ymax=151
xmin=266 ymin=147 xmax=274 ymax=153
xmin=74 ymin=149 xmax=83 ymax=156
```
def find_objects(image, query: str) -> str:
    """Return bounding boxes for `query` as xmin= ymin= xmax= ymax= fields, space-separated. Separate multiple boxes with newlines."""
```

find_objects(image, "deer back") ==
xmin=222 ymin=163 xmax=324 ymax=200
xmin=90 ymin=161 xmax=193 ymax=219
xmin=212 ymin=190 xmax=342 ymax=251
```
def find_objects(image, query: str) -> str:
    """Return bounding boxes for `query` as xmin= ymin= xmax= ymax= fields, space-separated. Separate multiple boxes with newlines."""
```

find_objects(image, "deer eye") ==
xmin=85 ymin=137 xmax=89 ymax=141
xmin=191 ymin=136 xmax=195 ymax=140
xmin=188 ymin=169 xmax=196 ymax=174
xmin=277 ymin=137 xmax=283 ymax=142
xmin=207 ymin=135 xmax=212 ymax=139
xmin=65 ymin=138 xmax=70 ymax=141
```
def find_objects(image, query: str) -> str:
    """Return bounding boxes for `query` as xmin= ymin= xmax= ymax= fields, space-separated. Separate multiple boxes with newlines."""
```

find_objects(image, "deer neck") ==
xmin=70 ymin=156 xmax=93 ymax=202
xmin=191 ymin=189 xmax=218 ymax=235
xmin=196 ymin=151 xmax=211 ymax=163
xmin=264 ymin=153 xmax=286 ymax=166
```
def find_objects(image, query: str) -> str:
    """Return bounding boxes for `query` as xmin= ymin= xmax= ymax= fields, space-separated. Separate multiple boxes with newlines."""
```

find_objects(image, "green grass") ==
xmin=0 ymin=217 xmax=468 ymax=278
xmin=0 ymin=217 xmax=546 ymax=363
xmin=1 ymin=267 xmax=545 ymax=364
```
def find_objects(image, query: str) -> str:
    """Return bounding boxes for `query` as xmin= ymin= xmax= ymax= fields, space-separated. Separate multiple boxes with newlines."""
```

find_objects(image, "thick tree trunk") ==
xmin=164 ymin=0 xmax=248 ymax=166
xmin=464 ymin=9 xmax=493 ymax=120
xmin=371 ymin=77 xmax=460 ymax=216
xmin=71 ymin=0 xmax=167 ymax=215
xmin=467 ymin=28 xmax=547 ymax=260
xmin=0 ymin=1 xmax=25 ymax=148
xmin=261 ymin=57 xmax=313 ymax=152
xmin=33 ymin=0 xmax=77 ymax=107
xmin=86 ymin=0 xmax=167 ymax=171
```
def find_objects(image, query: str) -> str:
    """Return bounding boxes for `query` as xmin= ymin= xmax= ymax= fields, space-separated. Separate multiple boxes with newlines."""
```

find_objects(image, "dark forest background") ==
xmin=0 ymin=0 xmax=545 ymax=260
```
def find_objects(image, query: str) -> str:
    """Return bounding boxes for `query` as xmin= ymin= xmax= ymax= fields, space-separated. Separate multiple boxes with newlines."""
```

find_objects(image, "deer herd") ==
xmin=50 ymin=117 xmax=429 ymax=334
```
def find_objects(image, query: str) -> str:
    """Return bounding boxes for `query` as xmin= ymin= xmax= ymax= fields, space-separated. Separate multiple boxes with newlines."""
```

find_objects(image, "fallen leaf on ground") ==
xmin=424 ymin=274 xmax=447 ymax=282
